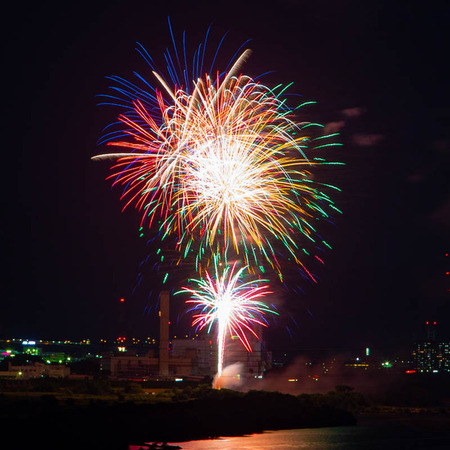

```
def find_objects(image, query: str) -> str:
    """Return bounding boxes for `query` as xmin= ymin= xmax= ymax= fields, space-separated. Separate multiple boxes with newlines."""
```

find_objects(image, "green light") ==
xmin=295 ymin=101 xmax=317 ymax=109
xmin=277 ymin=82 xmax=294 ymax=96
xmin=330 ymin=205 xmax=343 ymax=214
xmin=322 ymin=241 xmax=332 ymax=249
xmin=313 ymin=143 xmax=343 ymax=150
xmin=314 ymin=132 xmax=340 ymax=140
xmin=300 ymin=122 xmax=324 ymax=128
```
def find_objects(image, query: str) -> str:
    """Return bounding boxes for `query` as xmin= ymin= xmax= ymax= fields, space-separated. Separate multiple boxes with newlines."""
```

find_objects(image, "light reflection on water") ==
xmin=169 ymin=424 xmax=450 ymax=450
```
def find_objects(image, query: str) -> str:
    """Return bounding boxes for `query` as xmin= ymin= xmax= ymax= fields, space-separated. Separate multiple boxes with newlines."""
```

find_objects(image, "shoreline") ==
xmin=1 ymin=390 xmax=356 ymax=449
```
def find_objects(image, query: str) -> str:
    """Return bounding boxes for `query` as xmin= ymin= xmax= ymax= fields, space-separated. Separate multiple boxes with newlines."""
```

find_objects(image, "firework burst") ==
xmin=180 ymin=258 xmax=277 ymax=377
xmin=93 ymin=41 xmax=341 ymax=279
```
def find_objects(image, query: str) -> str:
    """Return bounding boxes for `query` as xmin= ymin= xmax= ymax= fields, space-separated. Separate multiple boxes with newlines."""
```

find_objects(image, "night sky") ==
xmin=2 ymin=0 xmax=449 ymax=358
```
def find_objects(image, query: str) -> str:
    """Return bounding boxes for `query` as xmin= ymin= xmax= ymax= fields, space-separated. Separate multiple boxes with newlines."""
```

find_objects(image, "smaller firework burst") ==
xmin=180 ymin=257 xmax=278 ymax=379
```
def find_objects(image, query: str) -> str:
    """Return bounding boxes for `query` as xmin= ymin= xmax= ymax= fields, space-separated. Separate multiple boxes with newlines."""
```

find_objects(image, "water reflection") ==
xmin=167 ymin=424 xmax=450 ymax=450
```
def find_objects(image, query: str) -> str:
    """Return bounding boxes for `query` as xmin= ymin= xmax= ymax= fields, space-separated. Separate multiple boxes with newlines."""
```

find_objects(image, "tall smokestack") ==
xmin=159 ymin=291 xmax=170 ymax=377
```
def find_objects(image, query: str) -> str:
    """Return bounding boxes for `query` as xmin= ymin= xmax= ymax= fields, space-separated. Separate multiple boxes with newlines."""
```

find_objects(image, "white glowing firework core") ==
xmin=188 ymin=137 xmax=257 ymax=204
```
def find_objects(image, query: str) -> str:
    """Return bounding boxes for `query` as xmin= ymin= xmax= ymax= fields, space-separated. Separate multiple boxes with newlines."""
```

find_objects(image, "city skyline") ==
xmin=3 ymin=317 xmax=450 ymax=376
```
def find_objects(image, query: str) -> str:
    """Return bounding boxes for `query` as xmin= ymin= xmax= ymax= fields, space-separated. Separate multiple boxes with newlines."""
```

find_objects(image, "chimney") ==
xmin=159 ymin=291 xmax=170 ymax=377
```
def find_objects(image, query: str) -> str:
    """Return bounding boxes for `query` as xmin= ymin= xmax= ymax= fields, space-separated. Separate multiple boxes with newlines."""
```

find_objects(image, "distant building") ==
xmin=437 ymin=342 xmax=450 ymax=371
xmin=101 ymin=351 xmax=160 ymax=379
xmin=0 ymin=338 xmax=98 ymax=362
xmin=223 ymin=335 xmax=272 ymax=377
xmin=413 ymin=341 xmax=438 ymax=372
xmin=412 ymin=321 xmax=450 ymax=373
xmin=343 ymin=360 xmax=370 ymax=370
xmin=101 ymin=348 xmax=200 ymax=379
xmin=171 ymin=337 xmax=214 ymax=377
xmin=3 ymin=362 xmax=70 ymax=379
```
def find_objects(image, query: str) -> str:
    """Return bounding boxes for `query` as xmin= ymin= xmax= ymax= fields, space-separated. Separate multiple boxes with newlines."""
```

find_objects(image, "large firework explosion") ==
xmin=94 ymin=45 xmax=341 ymax=280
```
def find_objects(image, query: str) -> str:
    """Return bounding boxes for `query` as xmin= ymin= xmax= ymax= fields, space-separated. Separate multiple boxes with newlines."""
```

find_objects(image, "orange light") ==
xmin=120 ymin=298 xmax=125 ymax=302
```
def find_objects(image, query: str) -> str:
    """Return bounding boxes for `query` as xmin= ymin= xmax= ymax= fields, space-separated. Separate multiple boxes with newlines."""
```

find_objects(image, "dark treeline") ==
xmin=1 ymin=386 xmax=356 ymax=449
xmin=2 ymin=372 xmax=450 ymax=407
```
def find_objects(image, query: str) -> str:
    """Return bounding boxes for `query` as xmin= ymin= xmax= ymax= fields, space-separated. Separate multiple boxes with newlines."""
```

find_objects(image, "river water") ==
xmin=164 ymin=417 xmax=450 ymax=449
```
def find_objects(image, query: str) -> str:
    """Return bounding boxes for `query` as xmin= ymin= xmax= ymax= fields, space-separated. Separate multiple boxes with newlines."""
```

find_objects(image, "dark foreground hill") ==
xmin=1 ymin=388 xmax=356 ymax=449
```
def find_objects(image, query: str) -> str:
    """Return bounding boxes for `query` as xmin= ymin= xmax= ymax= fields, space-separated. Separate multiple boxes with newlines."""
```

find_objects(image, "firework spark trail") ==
xmin=180 ymin=259 xmax=277 ymax=378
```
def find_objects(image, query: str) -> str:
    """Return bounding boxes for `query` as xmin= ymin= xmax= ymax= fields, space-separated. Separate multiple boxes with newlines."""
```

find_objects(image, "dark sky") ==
xmin=2 ymin=0 xmax=449 ymax=357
